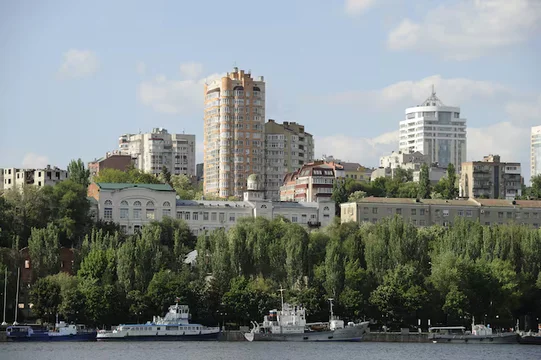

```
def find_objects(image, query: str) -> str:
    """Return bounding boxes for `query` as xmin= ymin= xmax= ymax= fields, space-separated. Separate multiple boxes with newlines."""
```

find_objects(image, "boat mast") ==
xmin=13 ymin=267 xmax=20 ymax=325
xmin=329 ymin=298 xmax=334 ymax=320
xmin=278 ymin=286 xmax=285 ymax=312
xmin=2 ymin=267 xmax=7 ymax=326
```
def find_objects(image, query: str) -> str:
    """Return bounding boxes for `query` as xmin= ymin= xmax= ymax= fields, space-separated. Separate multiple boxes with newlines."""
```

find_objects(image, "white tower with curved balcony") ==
xmin=399 ymin=88 xmax=467 ymax=170
xmin=204 ymin=68 xmax=266 ymax=198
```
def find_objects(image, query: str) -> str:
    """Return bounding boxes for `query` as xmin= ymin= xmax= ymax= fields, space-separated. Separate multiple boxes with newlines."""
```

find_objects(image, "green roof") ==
xmin=96 ymin=183 xmax=174 ymax=191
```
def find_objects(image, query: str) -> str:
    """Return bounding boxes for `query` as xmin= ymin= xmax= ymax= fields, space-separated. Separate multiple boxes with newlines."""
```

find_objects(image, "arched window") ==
xmin=233 ymin=86 xmax=244 ymax=90
xmin=163 ymin=201 xmax=171 ymax=207
xmin=261 ymin=205 xmax=267 ymax=209
xmin=146 ymin=201 xmax=154 ymax=208
xmin=133 ymin=201 xmax=142 ymax=206
xmin=120 ymin=200 xmax=129 ymax=206
xmin=323 ymin=206 xmax=329 ymax=211
xmin=253 ymin=86 xmax=261 ymax=91
xmin=104 ymin=200 xmax=112 ymax=206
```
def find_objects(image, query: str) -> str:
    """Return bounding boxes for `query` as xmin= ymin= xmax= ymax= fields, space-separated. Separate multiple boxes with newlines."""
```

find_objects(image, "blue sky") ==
xmin=1 ymin=0 xmax=540 ymax=180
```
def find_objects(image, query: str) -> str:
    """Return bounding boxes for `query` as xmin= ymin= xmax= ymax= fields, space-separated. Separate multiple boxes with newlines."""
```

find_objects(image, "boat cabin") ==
xmin=428 ymin=326 xmax=467 ymax=335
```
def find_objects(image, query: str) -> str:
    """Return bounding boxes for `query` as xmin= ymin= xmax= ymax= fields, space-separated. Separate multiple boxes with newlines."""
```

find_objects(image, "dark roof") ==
xmin=96 ymin=183 xmax=174 ymax=191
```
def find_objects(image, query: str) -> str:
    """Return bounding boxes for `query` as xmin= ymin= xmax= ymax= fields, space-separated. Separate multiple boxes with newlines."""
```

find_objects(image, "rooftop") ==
xmin=96 ymin=183 xmax=174 ymax=191
xmin=341 ymin=197 xmax=541 ymax=208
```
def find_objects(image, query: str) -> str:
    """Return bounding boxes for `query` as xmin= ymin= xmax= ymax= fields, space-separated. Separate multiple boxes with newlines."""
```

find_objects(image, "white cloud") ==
xmin=315 ymin=130 xmax=398 ymax=166
xmin=136 ymin=61 xmax=146 ymax=75
xmin=344 ymin=0 xmax=376 ymax=16
xmin=138 ymin=63 xmax=223 ymax=115
xmin=179 ymin=62 xmax=203 ymax=79
xmin=323 ymin=74 xmax=508 ymax=108
xmin=387 ymin=0 xmax=541 ymax=60
xmin=58 ymin=49 xmax=99 ymax=79
xmin=22 ymin=153 xmax=50 ymax=168
xmin=505 ymin=95 xmax=541 ymax=126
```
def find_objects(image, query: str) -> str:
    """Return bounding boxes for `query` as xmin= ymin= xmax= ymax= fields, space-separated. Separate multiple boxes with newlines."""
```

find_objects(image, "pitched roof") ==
xmin=349 ymin=196 xmax=478 ymax=206
xmin=96 ymin=183 xmax=174 ymax=191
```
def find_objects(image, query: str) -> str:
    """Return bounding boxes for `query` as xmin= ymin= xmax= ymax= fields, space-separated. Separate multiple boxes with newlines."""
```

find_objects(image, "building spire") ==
xmin=432 ymin=84 xmax=435 ymax=96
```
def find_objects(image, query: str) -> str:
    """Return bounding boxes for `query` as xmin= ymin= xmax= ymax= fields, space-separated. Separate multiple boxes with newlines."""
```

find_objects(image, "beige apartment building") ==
xmin=341 ymin=197 xmax=541 ymax=228
xmin=460 ymin=155 xmax=522 ymax=200
xmin=280 ymin=161 xmax=344 ymax=202
xmin=264 ymin=119 xmax=314 ymax=200
xmin=204 ymin=67 xmax=266 ymax=198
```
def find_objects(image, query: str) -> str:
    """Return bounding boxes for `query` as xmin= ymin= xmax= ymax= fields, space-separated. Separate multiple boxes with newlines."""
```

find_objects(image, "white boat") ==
xmin=97 ymin=301 xmax=220 ymax=341
xmin=244 ymin=292 xmax=369 ymax=342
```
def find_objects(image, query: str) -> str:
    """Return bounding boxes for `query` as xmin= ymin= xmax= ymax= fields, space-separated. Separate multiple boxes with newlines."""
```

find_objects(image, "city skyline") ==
xmin=1 ymin=0 xmax=540 ymax=182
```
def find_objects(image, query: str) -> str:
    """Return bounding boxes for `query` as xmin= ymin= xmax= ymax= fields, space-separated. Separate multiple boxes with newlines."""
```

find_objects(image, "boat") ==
xmin=429 ymin=318 xmax=518 ymax=344
xmin=6 ymin=321 xmax=97 ymax=341
xmin=96 ymin=300 xmax=220 ymax=341
xmin=243 ymin=290 xmax=369 ymax=342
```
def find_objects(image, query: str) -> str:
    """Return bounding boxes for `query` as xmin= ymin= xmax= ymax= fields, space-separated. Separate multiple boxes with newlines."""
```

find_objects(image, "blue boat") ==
xmin=6 ymin=321 xmax=97 ymax=341
xmin=97 ymin=301 xmax=220 ymax=341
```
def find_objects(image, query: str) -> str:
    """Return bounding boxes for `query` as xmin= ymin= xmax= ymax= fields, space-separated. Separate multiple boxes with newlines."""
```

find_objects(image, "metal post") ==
xmin=13 ymin=267 xmax=20 ymax=325
xmin=2 ymin=267 xmax=7 ymax=325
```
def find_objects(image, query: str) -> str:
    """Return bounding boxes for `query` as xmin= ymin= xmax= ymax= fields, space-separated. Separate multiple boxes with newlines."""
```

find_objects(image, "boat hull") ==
xmin=97 ymin=331 xmax=220 ymax=341
xmin=244 ymin=323 xmax=368 ymax=342
xmin=430 ymin=333 xmax=518 ymax=344
xmin=7 ymin=332 xmax=97 ymax=342
xmin=518 ymin=336 xmax=541 ymax=345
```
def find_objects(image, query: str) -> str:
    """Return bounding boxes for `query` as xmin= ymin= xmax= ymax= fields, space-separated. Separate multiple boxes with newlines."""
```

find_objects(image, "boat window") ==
xmin=157 ymin=327 xmax=161 ymax=331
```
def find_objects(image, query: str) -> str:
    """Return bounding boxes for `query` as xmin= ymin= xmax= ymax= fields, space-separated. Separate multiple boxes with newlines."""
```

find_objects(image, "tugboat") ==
xmin=244 ymin=289 xmax=369 ymax=342
xmin=97 ymin=299 xmax=220 ymax=341
xmin=429 ymin=317 xmax=518 ymax=344
xmin=6 ymin=321 xmax=97 ymax=341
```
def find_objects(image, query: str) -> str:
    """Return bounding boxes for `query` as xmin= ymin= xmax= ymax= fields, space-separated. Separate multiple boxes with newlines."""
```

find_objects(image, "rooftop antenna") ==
xmin=431 ymin=84 xmax=435 ymax=96
xmin=278 ymin=286 xmax=285 ymax=311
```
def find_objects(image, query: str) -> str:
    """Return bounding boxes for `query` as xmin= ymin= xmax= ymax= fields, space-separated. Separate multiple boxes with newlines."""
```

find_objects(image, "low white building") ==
xmin=3 ymin=165 xmax=69 ymax=191
xmin=89 ymin=175 xmax=335 ymax=235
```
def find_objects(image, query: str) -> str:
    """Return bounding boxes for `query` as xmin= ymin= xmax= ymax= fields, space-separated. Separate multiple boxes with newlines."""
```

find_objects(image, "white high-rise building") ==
xmin=119 ymin=128 xmax=196 ymax=177
xmin=531 ymin=125 xmax=541 ymax=179
xmin=399 ymin=88 xmax=467 ymax=170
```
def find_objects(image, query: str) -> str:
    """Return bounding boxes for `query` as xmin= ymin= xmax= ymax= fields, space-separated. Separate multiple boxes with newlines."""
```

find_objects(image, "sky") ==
xmin=1 ymin=0 xmax=540 ymax=181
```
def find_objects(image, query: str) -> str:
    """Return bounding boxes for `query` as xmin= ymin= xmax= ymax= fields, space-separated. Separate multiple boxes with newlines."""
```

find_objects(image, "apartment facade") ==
xmin=264 ymin=119 xmax=314 ymax=200
xmin=280 ymin=161 xmax=343 ymax=202
xmin=119 ymin=128 xmax=196 ymax=178
xmin=3 ymin=166 xmax=68 ymax=190
xmin=88 ymin=151 xmax=133 ymax=180
xmin=341 ymin=197 xmax=541 ymax=228
xmin=372 ymin=150 xmax=431 ymax=181
xmin=460 ymin=155 xmax=522 ymax=200
xmin=89 ymin=179 xmax=335 ymax=236
xmin=204 ymin=67 xmax=266 ymax=198
xmin=531 ymin=125 xmax=541 ymax=179
xmin=342 ymin=162 xmax=372 ymax=182
xmin=399 ymin=89 xmax=467 ymax=170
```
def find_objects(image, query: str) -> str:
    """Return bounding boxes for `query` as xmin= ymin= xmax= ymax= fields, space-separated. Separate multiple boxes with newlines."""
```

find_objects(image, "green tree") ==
xmin=445 ymin=163 xmax=459 ymax=199
xmin=418 ymin=163 xmax=431 ymax=199
xmin=94 ymin=168 xmax=162 ymax=184
xmin=67 ymin=159 xmax=90 ymax=188
xmin=159 ymin=166 xmax=172 ymax=185
xmin=530 ymin=174 xmax=541 ymax=199
xmin=348 ymin=191 xmax=367 ymax=202
xmin=28 ymin=224 xmax=60 ymax=278
xmin=394 ymin=167 xmax=413 ymax=182
xmin=30 ymin=277 xmax=61 ymax=323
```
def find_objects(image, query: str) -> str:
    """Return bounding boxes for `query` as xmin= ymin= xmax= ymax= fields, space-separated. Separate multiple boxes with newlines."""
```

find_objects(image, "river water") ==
xmin=1 ymin=341 xmax=540 ymax=360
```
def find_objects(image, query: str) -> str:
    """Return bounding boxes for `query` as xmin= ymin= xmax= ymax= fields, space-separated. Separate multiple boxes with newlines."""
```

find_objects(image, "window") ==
xmin=458 ymin=210 xmax=464 ymax=216
xmin=25 ymin=260 xmax=30 ymax=269
xmin=104 ymin=208 xmax=113 ymax=220
xmin=363 ymin=218 xmax=369 ymax=222
xmin=323 ymin=206 xmax=329 ymax=211
xmin=498 ymin=212 xmax=503 ymax=218
xmin=292 ymin=216 xmax=298 ymax=223
xmin=163 ymin=209 xmax=171 ymax=218
xmin=485 ymin=222 xmax=490 ymax=226
xmin=120 ymin=200 xmax=128 ymax=206
xmin=146 ymin=201 xmax=154 ymax=207
xmin=219 ymin=213 xmax=225 ymax=222
xmin=134 ymin=225 xmax=141 ymax=232
xmin=120 ymin=225 xmax=127 ymax=233
xmin=163 ymin=201 xmax=171 ymax=207
xmin=387 ymin=208 xmax=392 ymax=214
xmin=120 ymin=208 xmax=129 ymax=219
xmin=524 ymin=212 xmax=530 ymax=219
xmin=229 ymin=214 xmax=236 ymax=222
xmin=420 ymin=209 xmax=425 ymax=216
xmin=134 ymin=208 xmax=141 ymax=219
xmin=203 ymin=212 xmax=209 ymax=221
xmin=372 ymin=208 xmax=378 ymax=214
xmin=411 ymin=209 xmax=416 ymax=216
xmin=484 ymin=211 xmax=490 ymax=217
xmin=211 ymin=212 xmax=217 ymax=221
xmin=443 ymin=210 xmax=449 ymax=217
xmin=134 ymin=201 xmax=141 ymax=207
xmin=363 ymin=207 xmax=369 ymax=214
xmin=193 ymin=212 xmax=198 ymax=221
xmin=184 ymin=212 xmax=190 ymax=220
xmin=419 ymin=220 xmax=426 ymax=226
xmin=412 ymin=219 xmax=417 ymax=225
xmin=146 ymin=209 xmax=155 ymax=220
xmin=507 ymin=212 xmax=512 ymax=219
xmin=104 ymin=200 xmax=113 ymax=206
xmin=466 ymin=210 xmax=472 ymax=217
xmin=396 ymin=208 xmax=402 ymax=215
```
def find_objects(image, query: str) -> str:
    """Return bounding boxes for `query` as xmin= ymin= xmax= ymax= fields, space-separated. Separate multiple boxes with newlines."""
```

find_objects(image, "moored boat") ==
xmin=429 ymin=319 xmax=518 ymax=344
xmin=97 ymin=300 xmax=220 ymax=341
xmin=6 ymin=321 xmax=97 ymax=341
xmin=244 ymin=291 xmax=369 ymax=342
